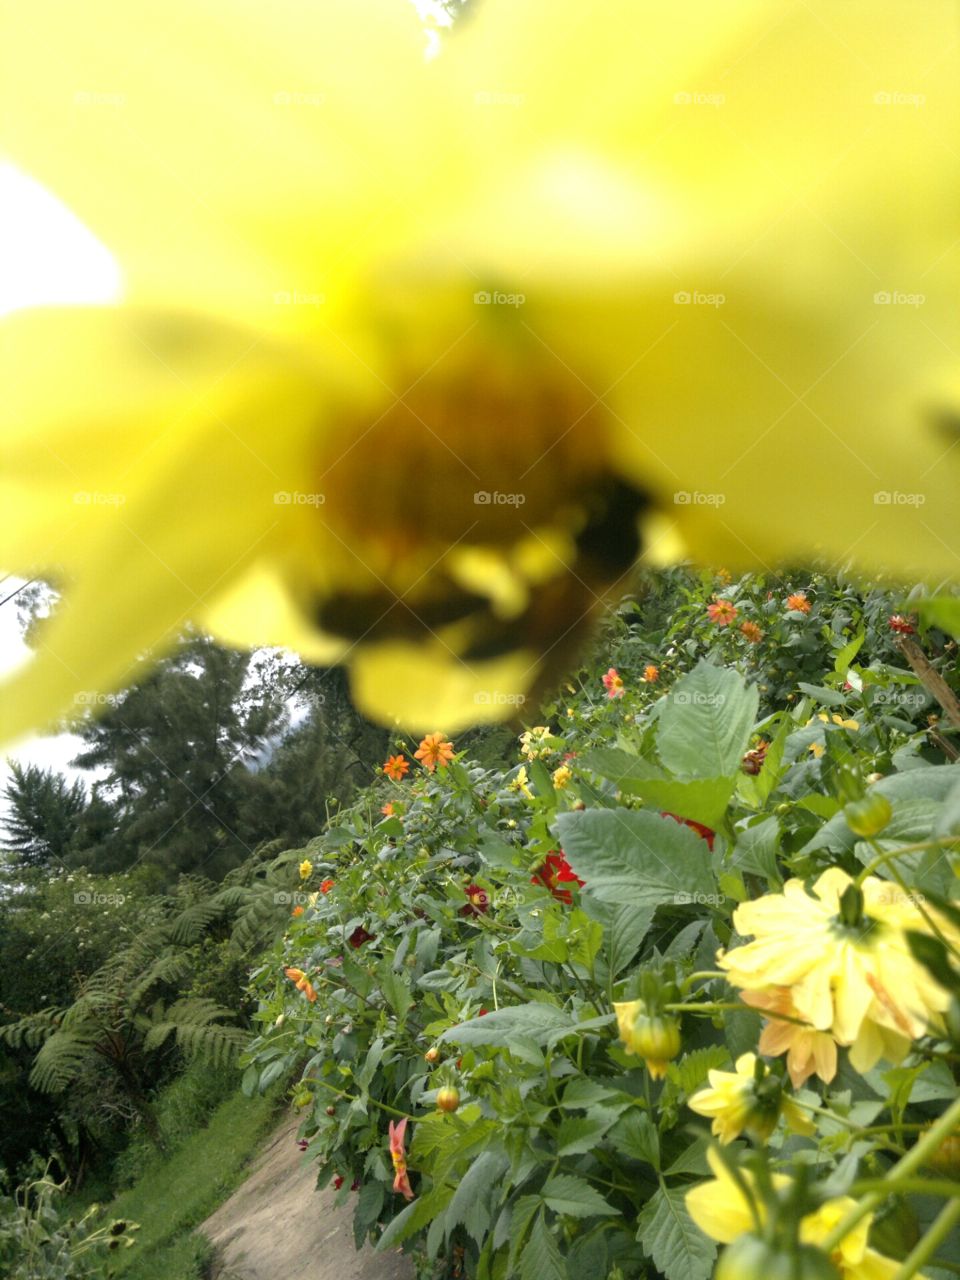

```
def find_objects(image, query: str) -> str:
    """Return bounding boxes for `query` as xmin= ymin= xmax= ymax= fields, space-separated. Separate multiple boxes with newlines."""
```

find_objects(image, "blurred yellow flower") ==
xmin=552 ymin=764 xmax=573 ymax=789
xmin=688 ymin=1051 xmax=814 ymax=1144
xmin=719 ymin=868 xmax=951 ymax=1071
xmin=509 ymin=765 xmax=534 ymax=800
xmin=740 ymin=987 xmax=838 ymax=1086
xmin=3 ymin=1 xmax=960 ymax=744
xmin=298 ymin=859 xmax=313 ymax=881
xmin=687 ymin=1150 xmax=919 ymax=1280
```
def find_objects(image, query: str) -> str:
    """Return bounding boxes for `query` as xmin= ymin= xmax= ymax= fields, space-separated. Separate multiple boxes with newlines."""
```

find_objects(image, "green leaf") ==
xmin=636 ymin=1185 xmax=716 ymax=1280
xmin=508 ymin=1195 xmax=542 ymax=1272
xmin=377 ymin=1183 xmax=454 ymax=1251
xmin=606 ymin=903 xmax=656 ymax=976
xmin=668 ymin=1046 xmax=731 ymax=1096
xmin=556 ymin=1112 xmax=618 ymax=1156
xmin=556 ymin=809 xmax=717 ymax=910
xmin=834 ymin=632 xmax=865 ymax=676
xmin=445 ymin=1149 xmax=509 ymax=1244
xmin=440 ymin=1003 xmax=573 ymax=1049
xmin=542 ymin=1174 xmax=619 ymax=1219
xmin=657 ymin=661 xmax=759 ymax=780
xmin=664 ymin=1137 xmax=713 ymax=1176
xmin=631 ymin=777 xmax=735 ymax=832
xmin=730 ymin=817 xmax=782 ymax=888
xmin=608 ymin=1109 xmax=660 ymax=1168
xmin=916 ymin=595 xmax=960 ymax=636
xmin=521 ymin=1213 xmax=568 ymax=1280
xmin=580 ymin=748 xmax=663 ymax=788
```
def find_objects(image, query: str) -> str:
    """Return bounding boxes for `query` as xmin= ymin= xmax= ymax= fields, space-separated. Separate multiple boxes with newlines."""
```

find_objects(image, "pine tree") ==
xmin=1 ymin=763 xmax=87 ymax=870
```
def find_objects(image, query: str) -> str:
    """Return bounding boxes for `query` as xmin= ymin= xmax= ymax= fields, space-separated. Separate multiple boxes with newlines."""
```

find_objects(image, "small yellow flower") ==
xmin=808 ymin=742 xmax=825 ymax=758
xmin=298 ymin=859 xmax=313 ymax=881
xmin=552 ymin=764 xmax=572 ymax=789
xmin=519 ymin=726 xmax=553 ymax=760
xmin=688 ymin=1052 xmax=814 ymax=1144
xmin=509 ymin=765 xmax=534 ymax=800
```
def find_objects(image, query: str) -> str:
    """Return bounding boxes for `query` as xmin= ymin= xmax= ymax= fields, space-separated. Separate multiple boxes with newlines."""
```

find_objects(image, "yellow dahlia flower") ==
xmin=740 ymin=988 xmax=839 ymax=1087
xmin=3 ymin=1 xmax=960 ymax=742
xmin=613 ymin=1000 xmax=681 ymax=1078
xmin=687 ymin=1150 xmax=920 ymax=1280
xmin=720 ymin=868 xmax=951 ymax=1072
xmin=688 ymin=1051 xmax=814 ymax=1144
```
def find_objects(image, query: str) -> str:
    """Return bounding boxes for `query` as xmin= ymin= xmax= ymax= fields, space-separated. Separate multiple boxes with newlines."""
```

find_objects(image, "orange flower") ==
xmin=381 ymin=802 xmax=395 ymax=816
xmin=643 ymin=665 xmax=659 ymax=682
xmin=388 ymin=1118 xmax=414 ymax=1201
xmin=786 ymin=592 xmax=811 ymax=613
xmin=284 ymin=966 xmax=317 ymax=1003
xmin=414 ymin=733 xmax=455 ymax=772
xmin=320 ymin=878 xmax=335 ymax=894
xmin=602 ymin=667 xmax=625 ymax=698
xmin=741 ymin=987 xmax=838 ymax=1087
xmin=706 ymin=600 xmax=738 ymax=625
xmin=739 ymin=620 xmax=763 ymax=643
xmin=383 ymin=754 xmax=409 ymax=782
xmin=291 ymin=905 xmax=304 ymax=917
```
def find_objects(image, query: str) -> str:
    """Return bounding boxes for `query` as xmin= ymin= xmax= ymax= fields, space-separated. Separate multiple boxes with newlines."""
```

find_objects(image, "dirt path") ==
xmin=201 ymin=1115 xmax=414 ymax=1280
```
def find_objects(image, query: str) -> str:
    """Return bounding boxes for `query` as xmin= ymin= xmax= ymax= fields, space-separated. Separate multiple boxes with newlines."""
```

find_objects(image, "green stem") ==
xmin=820 ymin=1094 xmax=960 ymax=1254
xmin=893 ymin=1198 xmax=960 ymax=1280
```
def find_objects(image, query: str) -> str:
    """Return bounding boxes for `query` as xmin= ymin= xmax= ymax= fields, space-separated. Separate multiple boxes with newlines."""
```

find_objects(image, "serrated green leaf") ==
xmin=508 ymin=1195 xmax=542 ymax=1271
xmin=445 ymin=1149 xmax=509 ymax=1244
xmin=441 ymin=1003 xmax=573 ymax=1048
xmin=377 ymin=1183 xmax=454 ymax=1252
xmin=636 ymin=1186 xmax=716 ymax=1280
xmin=542 ymin=1174 xmax=619 ymax=1219
xmin=606 ymin=903 xmax=656 ymax=976
xmin=657 ymin=661 xmax=759 ymax=780
xmin=608 ymin=1109 xmax=659 ymax=1168
xmin=556 ymin=1112 xmax=617 ymax=1156
xmin=521 ymin=1213 xmax=567 ymax=1280
xmin=556 ymin=809 xmax=717 ymax=910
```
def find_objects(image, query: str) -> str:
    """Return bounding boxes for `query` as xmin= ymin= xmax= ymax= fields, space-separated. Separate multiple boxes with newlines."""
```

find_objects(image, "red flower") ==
xmin=531 ymin=850 xmax=585 ymax=904
xmin=388 ymin=1118 xmax=415 ymax=1201
xmin=297 ymin=1139 xmax=309 ymax=1151
xmin=602 ymin=667 xmax=625 ymax=698
xmin=660 ymin=811 xmax=716 ymax=851
xmin=889 ymin=614 xmax=916 ymax=635
xmin=458 ymin=884 xmax=490 ymax=918
xmin=320 ymin=878 xmax=335 ymax=894
xmin=351 ymin=1180 xmax=360 ymax=1191
xmin=348 ymin=926 xmax=376 ymax=949
xmin=333 ymin=1175 xmax=345 ymax=1190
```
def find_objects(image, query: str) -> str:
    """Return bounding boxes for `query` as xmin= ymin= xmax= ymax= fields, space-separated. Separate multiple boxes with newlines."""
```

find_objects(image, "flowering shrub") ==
xmin=242 ymin=609 xmax=960 ymax=1280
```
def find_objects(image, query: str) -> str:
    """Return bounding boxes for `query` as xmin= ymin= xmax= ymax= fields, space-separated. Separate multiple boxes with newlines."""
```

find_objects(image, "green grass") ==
xmin=102 ymin=1085 xmax=284 ymax=1280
